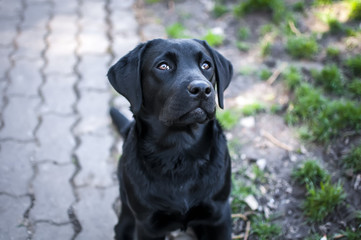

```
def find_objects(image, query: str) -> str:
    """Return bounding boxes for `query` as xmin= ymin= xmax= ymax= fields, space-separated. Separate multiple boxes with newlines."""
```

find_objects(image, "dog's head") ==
xmin=108 ymin=39 xmax=233 ymax=126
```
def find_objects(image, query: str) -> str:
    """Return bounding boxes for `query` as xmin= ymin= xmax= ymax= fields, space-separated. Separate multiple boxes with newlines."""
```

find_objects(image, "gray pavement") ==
xmin=0 ymin=0 xmax=153 ymax=239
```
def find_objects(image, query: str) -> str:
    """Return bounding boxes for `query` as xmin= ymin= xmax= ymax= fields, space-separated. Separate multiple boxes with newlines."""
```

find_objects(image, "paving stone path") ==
xmin=0 ymin=0 xmax=159 ymax=239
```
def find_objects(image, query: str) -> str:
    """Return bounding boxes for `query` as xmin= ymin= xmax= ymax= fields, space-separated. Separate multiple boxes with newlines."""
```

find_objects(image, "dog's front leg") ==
xmin=134 ymin=223 xmax=165 ymax=240
xmin=192 ymin=204 xmax=232 ymax=240
xmin=114 ymin=202 xmax=136 ymax=240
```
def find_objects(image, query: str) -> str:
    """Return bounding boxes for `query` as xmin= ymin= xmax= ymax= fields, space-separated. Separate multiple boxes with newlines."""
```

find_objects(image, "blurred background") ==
xmin=0 ymin=0 xmax=360 ymax=239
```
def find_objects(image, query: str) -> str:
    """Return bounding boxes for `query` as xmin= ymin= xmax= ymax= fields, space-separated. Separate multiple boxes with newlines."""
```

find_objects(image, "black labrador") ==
xmin=108 ymin=39 xmax=233 ymax=240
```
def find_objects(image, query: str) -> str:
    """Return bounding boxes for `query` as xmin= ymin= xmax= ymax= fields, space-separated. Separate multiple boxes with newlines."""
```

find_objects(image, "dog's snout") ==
xmin=187 ymin=80 xmax=212 ymax=98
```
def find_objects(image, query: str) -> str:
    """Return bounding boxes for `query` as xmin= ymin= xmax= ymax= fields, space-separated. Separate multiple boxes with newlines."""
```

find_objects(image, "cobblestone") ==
xmin=33 ymin=222 xmax=74 ymax=240
xmin=75 ymin=90 xmax=111 ymax=136
xmin=0 ymin=195 xmax=29 ymax=240
xmin=74 ymin=186 xmax=118 ymax=240
xmin=7 ymin=59 xmax=43 ymax=97
xmin=0 ymin=0 xmax=143 ymax=238
xmin=78 ymin=54 xmax=110 ymax=91
xmin=75 ymin=133 xmax=114 ymax=187
xmin=31 ymin=162 xmax=75 ymax=223
xmin=0 ymin=18 xmax=19 ymax=46
xmin=40 ymin=75 xmax=77 ymax=115
xmin=13 ymin=29 xmax=47 ymax=60
xmin=35 ymin=115 xmax=76 ymax=163
xmin=0 ymin=96 xmax=40 ymax=141
xmin=0 ymin=142 xmax=34 ymax=196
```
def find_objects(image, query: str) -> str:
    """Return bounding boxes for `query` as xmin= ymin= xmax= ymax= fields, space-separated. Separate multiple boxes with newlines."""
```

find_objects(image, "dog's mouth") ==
xmin=164 ymin=107 xmax=215 ymax=126
xmin=180 ymin=107 xmax=207 ymax=122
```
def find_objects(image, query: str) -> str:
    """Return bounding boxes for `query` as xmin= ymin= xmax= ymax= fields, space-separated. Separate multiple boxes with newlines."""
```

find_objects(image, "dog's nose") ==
xmin=187 ymin=80 xmax=212 ymax=98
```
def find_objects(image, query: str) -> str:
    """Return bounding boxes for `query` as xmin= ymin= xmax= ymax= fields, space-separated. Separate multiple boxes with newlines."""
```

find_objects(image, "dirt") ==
xmin=134 ymin=0 xmax=361 ymax=239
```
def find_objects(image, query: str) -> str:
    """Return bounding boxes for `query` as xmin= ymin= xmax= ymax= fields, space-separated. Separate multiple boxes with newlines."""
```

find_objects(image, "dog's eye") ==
xmin=201 ymin=62 xmax=211 ymax=70
xmin=157 ymin=63 xmax=170 ymax=71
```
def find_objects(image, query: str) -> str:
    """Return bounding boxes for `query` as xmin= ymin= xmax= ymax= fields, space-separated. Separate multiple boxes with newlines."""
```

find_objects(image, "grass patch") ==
xmin=236 ymin=41 xmax=250 ymax=52
xmin=348 ymin=0 xmax=361 ymax=20
xmin=327 ymin=18 xmax=345 ymax=34
xmin=202 ymin=30 xmax=224 ymax=47
xmin=326 ymin=46 xmax=340 ymax=60
xmin=238 ymin=26 xmax=250 ymax=40
xmin=286 ymin=35 xmax=319 ymax=59
xmin=286 ymin=83 xmax=325 ymax=124
xmin=259 ymin=68 xmax=272 ymax=81
xmin=241 ymin=102 xmax=266 ymax=116
xmin=341 ymin=228 xmax=361 ymax=240
xmin=303 ymin=179 xmax=346 ymax=222
xmin=261 ymin=40 xmax=272 ymax=57
xmin=313 ymin=64 xmax=344 ymax=94
xmin=166 ymin=23 xmax=188 ymax=39
xmin=349 ymin=78 xmax=361 ymax=96
xmin=216 ymin=109 xmax=240 ymax=130
xmin=233 ymin=0 xmax=286 ymax=23
xmin=213 ymin=3 xmax=228 ymax=18
xmin=231 ymin=175 xmax=258 ymax=212
xmin=293 ymin=1 xmax=305 ymax=12
xmin=252 ymin=165 xmax=267 ymax=184
xmin=285 ymin=82 xmax=361 ymax=142
xmin=251 ymin=216 xmax=282 ymax=240
xmin=343 ymin=144 xmax=361 ymax=173
xmin=283 ymin=66 xmax=302 ymax=89
xmin=292 ymin=159 xmax=329 ymax=186
xmin=345 ymin=54 xmax=361 ymax=78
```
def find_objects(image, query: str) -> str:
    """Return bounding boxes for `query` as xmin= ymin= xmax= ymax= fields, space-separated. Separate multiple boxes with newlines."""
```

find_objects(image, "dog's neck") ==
xmin=134 ymin=113 xmax=217 ymax=177
xmin=135 ymin=113 xmax=213 ymax=150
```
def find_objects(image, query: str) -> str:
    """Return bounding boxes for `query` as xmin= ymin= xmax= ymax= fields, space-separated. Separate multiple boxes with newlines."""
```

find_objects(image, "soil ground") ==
xmin=135 ymin=0 xmax=361 ymax=239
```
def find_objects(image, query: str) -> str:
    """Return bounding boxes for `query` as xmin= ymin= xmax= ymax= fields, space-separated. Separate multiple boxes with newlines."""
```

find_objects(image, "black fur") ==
xmin=108 ymin=39 xmax=233 ymax=240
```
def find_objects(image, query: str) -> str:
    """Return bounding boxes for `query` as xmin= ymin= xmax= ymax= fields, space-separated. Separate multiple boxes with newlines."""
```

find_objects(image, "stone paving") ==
xmin=0 ymin=0 xmax=158 ymax=239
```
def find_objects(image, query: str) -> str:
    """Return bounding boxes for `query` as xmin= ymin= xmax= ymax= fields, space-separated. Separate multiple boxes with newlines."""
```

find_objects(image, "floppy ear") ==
xmin=194 ymin=40 xmax=233 ymax=109
xmin=107 ymin=43 xmax=147 ymax=114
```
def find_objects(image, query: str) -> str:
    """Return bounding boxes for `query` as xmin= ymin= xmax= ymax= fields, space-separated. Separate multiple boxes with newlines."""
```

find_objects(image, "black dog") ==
xmin=108 ymin=39 xmax=233 ymax=240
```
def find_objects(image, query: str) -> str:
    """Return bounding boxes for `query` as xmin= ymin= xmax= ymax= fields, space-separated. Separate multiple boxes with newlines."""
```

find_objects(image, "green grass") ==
xmin=241 ymin=102 xmax=266 ymax=116
xmin=341 ymin=228 xmax=361 ymax=240
xmin=327 ymin=18 xmax=344 ymax=34
xmin=251 ymin=216 xmax=282 ymax=240
xmin=231 ymin=175 xmax=258 ymax=212
xmin=238 ymin=26 xmax=250 ymax=40
xmin=293 ymin=1 xmax=305 ymax=12
xmin=260 ymin=68 xmax=272 ymax=80
xmin=252 ymin=165 xmax=267 ymax=183
xmin=292 ymin=159 xmax=329 ymax=186
xmin=236 ymin=41 xmax=250 ymax=52
xmin=202 ymin=30 xmax=224 ymax=47
xmin=326 ymin=46 xmax=340 ymax=60
xmin=305 ymin=234 xmax=323 ymax=240
xmin=166 ymin=23 xmax=187 ymax=39
xmin=286 ymin=83 xmax=325 ymax=124
xmin=313 ymin=64 xmax=344 ymax=94
xmin=303 ymin=179 xmax=346 ymax=222
xmin=349 ymin=0 xmax=361 ymax=20
xmin=343 ymin=144 xmax=361 ymax=173
xmin=213 ymin=4 xmax=228 ymax=18
xmin=261 ymin=40 xmax=272 ymax=57
xmin=286 ymin=35 xmax=319 ymax=59
xmin=313 ymin=0 xmax=334 ymax=6
xmin=285 ymin=82 xmax=361 ymax=142
xmin=145 ymin=0 xmax=161 ymax=3
xmin=233 ymin=0 xmax=286 ymax=23
xmin=348 ymin=78 xmax=361 ymax=96
xmin=345 ymin=55 xmax=361 ymax=78
xmin=260 ymin=24 xmax=274 ymax=36
xmin=216 ymin=109 xmax=240 ymax=130
xmin=283 ymin=66 xmax=302 ymax=89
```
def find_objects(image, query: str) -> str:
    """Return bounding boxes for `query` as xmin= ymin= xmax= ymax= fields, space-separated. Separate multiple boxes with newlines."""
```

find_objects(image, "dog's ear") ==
xmin=107 ymin=43 xmax=147 ymax=114
xmin=194 ymin=40 xmax=233 ymax=109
